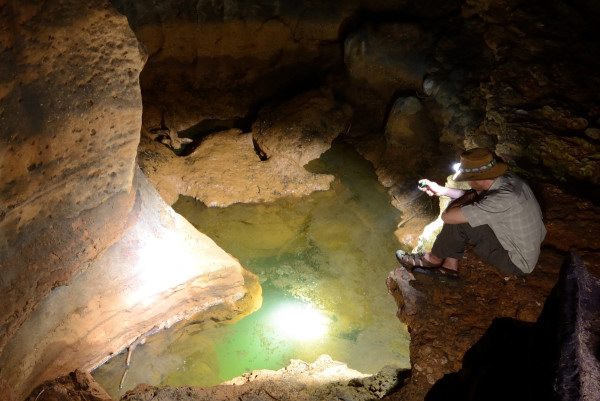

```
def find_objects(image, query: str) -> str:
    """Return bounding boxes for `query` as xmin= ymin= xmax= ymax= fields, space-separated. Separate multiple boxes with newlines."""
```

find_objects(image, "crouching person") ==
xmin=396 ymin=148 xmax=546 ymax=279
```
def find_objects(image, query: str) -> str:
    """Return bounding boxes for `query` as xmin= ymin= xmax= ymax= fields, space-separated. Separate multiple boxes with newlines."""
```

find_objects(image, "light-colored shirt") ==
xmin=461 ymin=173 xmax=546 ymax=273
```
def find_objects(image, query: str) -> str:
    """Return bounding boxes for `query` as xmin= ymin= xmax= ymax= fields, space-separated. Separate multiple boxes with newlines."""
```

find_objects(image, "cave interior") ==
xmin=1 ymin=1 xmax=599 ymax=401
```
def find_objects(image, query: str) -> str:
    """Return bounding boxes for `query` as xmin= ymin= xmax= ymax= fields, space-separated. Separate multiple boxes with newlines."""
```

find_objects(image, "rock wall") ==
xmin=341 ymin=0 xmax=600 ymax=203
xmin=110 ymin=0 xmax=359 ymax=134
xmin=0 ymin=2 xmax=258 ymax=400
xmin=0 ymin=0 xmax=145 ymax=363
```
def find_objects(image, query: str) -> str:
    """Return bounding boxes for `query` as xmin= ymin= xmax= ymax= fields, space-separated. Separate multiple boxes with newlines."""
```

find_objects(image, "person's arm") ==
xmin=418 ymin=179 xmax=465 ymax=199
xmin=441 ymin=206 xmax=468 ymax=224
xmin=441 ymin=190 xmax=478 ymax=224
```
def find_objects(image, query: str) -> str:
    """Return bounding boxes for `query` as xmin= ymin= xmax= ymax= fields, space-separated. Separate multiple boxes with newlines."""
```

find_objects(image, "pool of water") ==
xmin=93 ymin=140 xmax=410 ymax=398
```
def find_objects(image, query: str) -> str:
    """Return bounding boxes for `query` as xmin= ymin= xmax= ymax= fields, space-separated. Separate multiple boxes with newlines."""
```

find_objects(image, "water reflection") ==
xmin=93 ymin=140 xmax=409 ymax=398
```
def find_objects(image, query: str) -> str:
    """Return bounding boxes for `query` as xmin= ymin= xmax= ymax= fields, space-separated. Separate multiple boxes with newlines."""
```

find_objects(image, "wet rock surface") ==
xmin=139 ymin=129 xmax=336 ymax=206
xmin=252 ymin=90 xmax=352 ymax=166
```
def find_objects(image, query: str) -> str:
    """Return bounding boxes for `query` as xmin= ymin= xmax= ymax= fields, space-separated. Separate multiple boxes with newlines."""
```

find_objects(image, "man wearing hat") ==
xmin=396 ymin=148 xmax=546 ymax=278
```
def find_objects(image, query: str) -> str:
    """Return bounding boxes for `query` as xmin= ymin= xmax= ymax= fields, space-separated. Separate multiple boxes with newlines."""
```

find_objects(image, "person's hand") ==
xmin=418 ymin=179 xmax=445 ymax=197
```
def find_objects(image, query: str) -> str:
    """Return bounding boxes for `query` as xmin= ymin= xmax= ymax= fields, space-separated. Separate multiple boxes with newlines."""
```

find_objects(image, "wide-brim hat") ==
xmin=453 ymin=148 xmax=508 ymax=181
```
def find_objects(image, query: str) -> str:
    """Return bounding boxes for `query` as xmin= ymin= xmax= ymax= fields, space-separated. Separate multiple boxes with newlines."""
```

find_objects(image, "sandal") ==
xmin=412 ymin=265 xmax=460 ymax=280
xmin=395 ymin=250 xmax=441 ymax=270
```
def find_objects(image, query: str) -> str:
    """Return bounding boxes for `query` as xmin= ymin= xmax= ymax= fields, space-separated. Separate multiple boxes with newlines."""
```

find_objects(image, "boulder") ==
xmin=253 ymin=90 xmax=353 ymax=166
xmin=140 ymin=89 xmax=353 ymax=207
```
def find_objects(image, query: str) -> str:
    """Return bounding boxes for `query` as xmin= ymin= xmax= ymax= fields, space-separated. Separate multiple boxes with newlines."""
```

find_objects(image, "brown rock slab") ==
xmin=0 ymin=170 xmax=259 ymax=401
xmin=140 ymin=125 xmax=339 ymax=207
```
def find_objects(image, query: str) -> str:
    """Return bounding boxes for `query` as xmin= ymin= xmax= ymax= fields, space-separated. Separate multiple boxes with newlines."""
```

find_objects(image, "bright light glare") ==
xmin=271 ymin=302 xmax=329 ymax=341
xmin=452 ymin=162 xmax=462 ymax=180
xmin=126 ymin=230 xmax=201 ymax=307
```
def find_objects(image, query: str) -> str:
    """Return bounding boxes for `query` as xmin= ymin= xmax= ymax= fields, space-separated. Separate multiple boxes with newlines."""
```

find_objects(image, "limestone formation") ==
xmin=3 ymin=1 xmax=600 ymax=401
xmin=0 ymin=170 xmax=259 ymax=401
xmin=0 ymin=2 xmax=259 ymax=400
xmin=139 ymin=128 xmax=335 ymax=206
xmin=0 ymin=0 xmax=145 ymax=369
xmin=139 ymin=89 xmax=353 ymax=207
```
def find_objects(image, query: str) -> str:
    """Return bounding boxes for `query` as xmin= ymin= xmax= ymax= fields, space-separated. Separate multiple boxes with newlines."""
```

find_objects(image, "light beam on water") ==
xmin=93 ymin=140 xmax=410 ymax=398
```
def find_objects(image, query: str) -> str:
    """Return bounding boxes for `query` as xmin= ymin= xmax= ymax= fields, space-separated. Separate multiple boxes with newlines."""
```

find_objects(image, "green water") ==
xmin=93 ymin=140 xmax=410 ymax=398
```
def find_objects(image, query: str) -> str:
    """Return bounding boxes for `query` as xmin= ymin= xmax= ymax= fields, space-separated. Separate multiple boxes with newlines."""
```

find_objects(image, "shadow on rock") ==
xmin=425 ymin=252 xmax=600 ymax=401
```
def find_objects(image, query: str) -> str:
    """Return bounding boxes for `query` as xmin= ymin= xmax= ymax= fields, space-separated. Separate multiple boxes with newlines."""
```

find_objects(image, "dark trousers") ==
xmin=431 ymin=223 xmax=524 ymax=276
